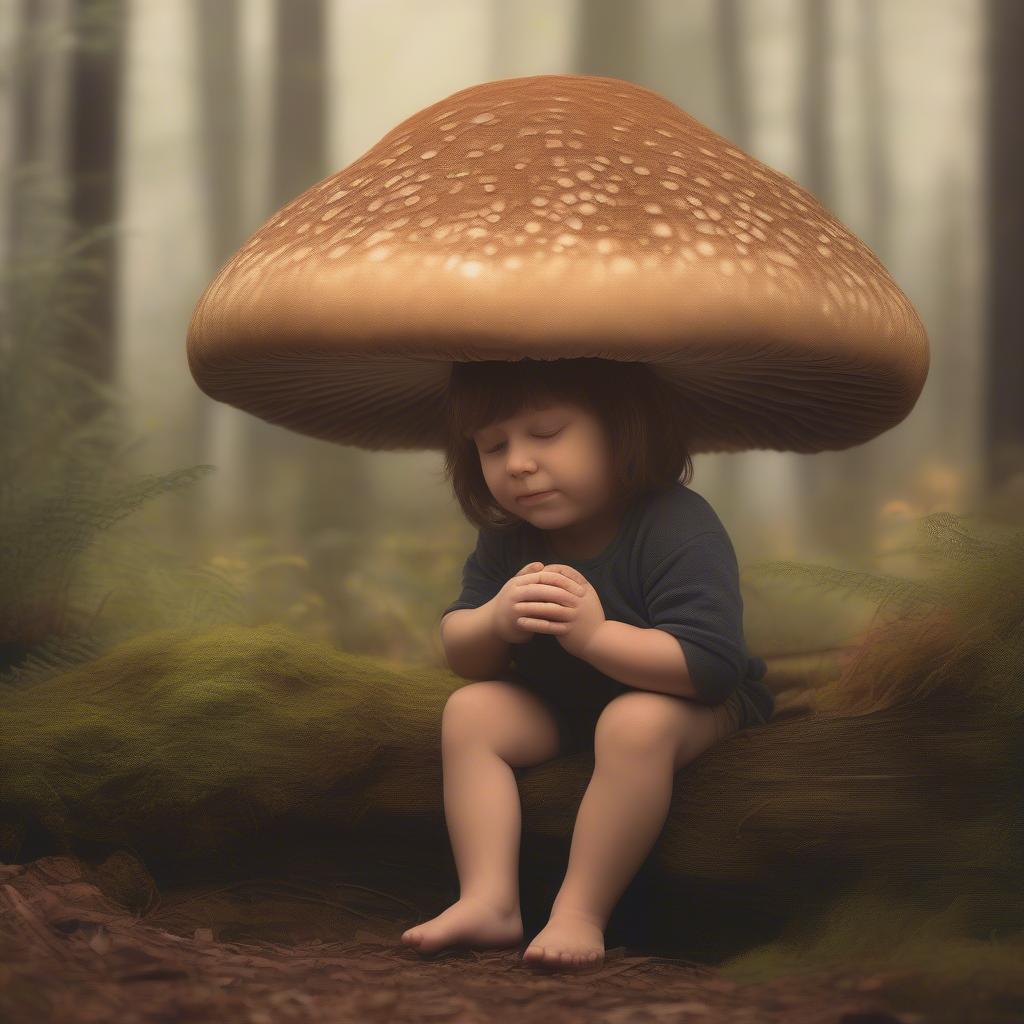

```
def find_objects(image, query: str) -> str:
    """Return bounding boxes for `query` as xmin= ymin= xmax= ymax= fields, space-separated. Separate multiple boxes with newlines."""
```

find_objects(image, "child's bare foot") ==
xmin=522 ymin=909 xmax=605 ymax=971
xmin=401 ymin=896 xmax=524 ymax=955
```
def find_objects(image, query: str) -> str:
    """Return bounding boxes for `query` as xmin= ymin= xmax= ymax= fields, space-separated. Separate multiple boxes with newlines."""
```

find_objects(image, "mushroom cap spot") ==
xmin=766 ymin=249 xmax=798 ymax=269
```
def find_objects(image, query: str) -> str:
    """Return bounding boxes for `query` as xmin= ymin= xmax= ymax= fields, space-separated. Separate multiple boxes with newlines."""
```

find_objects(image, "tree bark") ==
xmin=984 ymin=0 xmax=1024 ymax=493
xmin=60 ymin=0 xmax=127 ymax=426
xmin=189 ymin=0 xmax=242 ymax=541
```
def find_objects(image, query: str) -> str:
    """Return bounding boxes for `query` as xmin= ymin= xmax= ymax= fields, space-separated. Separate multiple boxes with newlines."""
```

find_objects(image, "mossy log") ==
xmin=1 ymin=624 xmax=1019 ymax=908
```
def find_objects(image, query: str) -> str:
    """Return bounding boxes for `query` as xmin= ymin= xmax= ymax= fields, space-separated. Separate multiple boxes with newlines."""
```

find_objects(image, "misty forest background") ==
xmin=1 ymin=0 xmax=1021 ymax=682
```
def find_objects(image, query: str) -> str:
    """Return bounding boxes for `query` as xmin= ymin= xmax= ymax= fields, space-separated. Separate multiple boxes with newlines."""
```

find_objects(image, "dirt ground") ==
xmin=1 ymin=854 xmax=978 ymax=1024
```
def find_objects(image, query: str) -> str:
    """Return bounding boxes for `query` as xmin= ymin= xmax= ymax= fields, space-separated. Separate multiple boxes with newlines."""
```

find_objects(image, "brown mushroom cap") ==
xmin=186 ymin=73 xmax=929 ymax=454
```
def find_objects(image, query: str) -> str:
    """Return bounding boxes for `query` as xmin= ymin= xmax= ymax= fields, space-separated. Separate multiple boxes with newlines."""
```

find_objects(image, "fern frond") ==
xmin=0 ymin=632 xmax=108 ymax=690
xmin=0 ymin=175 xmax=235 ymax=680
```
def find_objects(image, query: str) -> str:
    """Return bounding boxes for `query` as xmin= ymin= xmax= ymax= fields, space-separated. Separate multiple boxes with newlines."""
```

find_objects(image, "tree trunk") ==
xmin=60 ymin=0 xmax=127 ymax=428
xmin=574 ymin=0 xmax=642 ymax=79
xmin=4 ymin=0 xmax=74 ymax=367
xmin=797 ymin=0 xmax=877 ymax=557
xmin=189 ymin=0 xmax=242 ymax=541
xmin=984 ymin=0 xmax=1024 ymax=493
xmin=241 ymin=0 xmax=373 ymax=547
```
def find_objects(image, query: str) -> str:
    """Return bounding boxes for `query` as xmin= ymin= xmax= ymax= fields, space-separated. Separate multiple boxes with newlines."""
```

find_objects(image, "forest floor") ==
xmin=0 ymin=854 xmax=1011 ymax=1024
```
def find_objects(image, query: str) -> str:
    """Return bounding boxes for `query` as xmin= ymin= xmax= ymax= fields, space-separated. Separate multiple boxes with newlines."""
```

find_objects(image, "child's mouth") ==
xmin=517 ymin=490 xmax=557 ymax=504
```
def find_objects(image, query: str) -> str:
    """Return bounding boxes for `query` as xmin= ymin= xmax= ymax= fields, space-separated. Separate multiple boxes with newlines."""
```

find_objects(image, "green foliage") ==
xmin=720 ymin=877 xmax=1024 ymax=1022
xmin=744 ymin=510 xmax=1024 ymax=718
xmin=0 ymin=172 xmax=237 ymax=689
xmin=0 ymin=164 xmax=475 ymax=691
xmin=747 ymin=510 xmax=1019 ymax=599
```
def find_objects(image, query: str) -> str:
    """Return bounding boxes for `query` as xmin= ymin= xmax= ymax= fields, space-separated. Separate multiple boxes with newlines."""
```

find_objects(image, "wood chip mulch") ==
xmin=0 ymin=856 xmax=938 ymax=1024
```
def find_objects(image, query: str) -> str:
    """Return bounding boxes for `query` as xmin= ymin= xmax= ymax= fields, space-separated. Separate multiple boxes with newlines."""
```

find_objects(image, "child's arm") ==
xmin=639 ymin=529 xmax=750 ymax=705
xmin=441 ymin=603 xmax=511 ymax=681
xmin=531 ymin=563 xmax=704 ymax=699
xmin=439 ymin=527 xmax=513 ymax=680
xmin=578 ymin=619 xmax=702 ymax=699
xmin=441 ymin=559 xmax=552 ymax=679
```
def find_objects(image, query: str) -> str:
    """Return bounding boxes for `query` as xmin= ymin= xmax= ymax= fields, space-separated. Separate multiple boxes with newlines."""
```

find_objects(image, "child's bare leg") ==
xmin=401 ymin=678 xmax=561 ymax=955
xmin=523 ymin=691 xmax=734 ymax=970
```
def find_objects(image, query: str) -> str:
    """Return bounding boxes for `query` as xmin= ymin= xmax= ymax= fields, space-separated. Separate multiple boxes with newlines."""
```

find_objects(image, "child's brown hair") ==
xmin=442 ymin=357 xmax=695 ymax=531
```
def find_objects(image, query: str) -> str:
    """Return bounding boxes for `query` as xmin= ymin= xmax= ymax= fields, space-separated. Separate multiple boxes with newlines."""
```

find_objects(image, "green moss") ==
xmin=721 ymin=880 xmax=1024 ymax=1023
xmin=0 ymin=623 xmax=458 ymax=866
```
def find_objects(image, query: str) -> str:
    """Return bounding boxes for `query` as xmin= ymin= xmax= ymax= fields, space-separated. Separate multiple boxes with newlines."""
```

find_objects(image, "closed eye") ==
xmin=484 ymin=429 xmax=561 ymax=455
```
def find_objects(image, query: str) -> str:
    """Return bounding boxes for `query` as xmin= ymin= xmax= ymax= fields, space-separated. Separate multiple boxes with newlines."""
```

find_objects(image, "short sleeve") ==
xmin=643 ymin=529 xmax=748 ymax=705
xmin=440 ymin=528 xmax=509 ymax=621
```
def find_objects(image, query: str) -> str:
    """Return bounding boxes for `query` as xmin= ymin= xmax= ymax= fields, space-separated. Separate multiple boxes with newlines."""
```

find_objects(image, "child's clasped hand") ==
xmin=490 ymin=561 xmax=607 ymax=658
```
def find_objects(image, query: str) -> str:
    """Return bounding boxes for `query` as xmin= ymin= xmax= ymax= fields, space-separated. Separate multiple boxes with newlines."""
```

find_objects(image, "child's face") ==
xmin=471 ymin=400 xmax=620 ymax=529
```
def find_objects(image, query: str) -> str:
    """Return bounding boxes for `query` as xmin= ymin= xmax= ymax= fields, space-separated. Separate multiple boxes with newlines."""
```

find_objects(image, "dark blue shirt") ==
xmin=441 ymin=481 xmax=774 ymax=724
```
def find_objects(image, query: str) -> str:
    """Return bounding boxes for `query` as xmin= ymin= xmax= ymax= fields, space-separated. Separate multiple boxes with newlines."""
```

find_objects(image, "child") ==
xmin=401 ymin=357 xmax=772 ymax=971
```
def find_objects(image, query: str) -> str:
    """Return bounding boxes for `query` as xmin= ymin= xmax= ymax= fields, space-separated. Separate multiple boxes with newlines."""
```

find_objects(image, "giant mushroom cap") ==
xmin=186 ymin=73 xmax=929 ymax=454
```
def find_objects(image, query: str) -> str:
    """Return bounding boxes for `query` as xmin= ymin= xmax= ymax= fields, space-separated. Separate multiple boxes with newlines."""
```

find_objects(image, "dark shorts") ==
xmin=496 ymin=669 xmax=769 ymax=758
